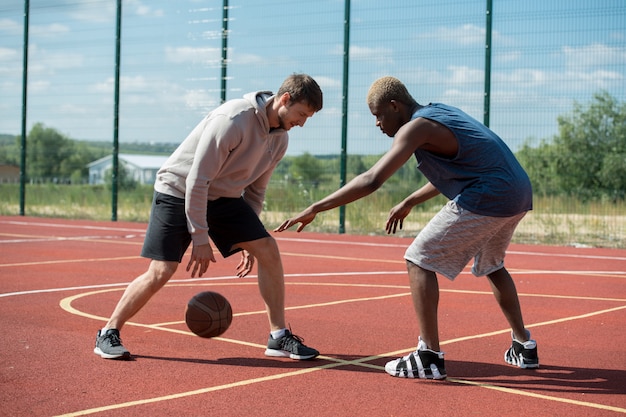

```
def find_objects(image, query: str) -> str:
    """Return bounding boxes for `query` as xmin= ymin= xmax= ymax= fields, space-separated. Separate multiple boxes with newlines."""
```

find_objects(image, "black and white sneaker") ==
xmin=94 ymin=329 xmax=131 ymax=359
xmin=265 ymin=329 xmax=319 ymax=360
xmin=504 ymin=330 xmax=539 ymax=369
xmin=385 ymin=337 xmax=447 ymax=380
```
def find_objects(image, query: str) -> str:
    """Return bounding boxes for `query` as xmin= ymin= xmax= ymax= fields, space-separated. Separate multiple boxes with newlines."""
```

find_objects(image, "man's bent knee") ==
xmin=145 ymin=260 xmax=178 ymax=290
xmin=237 ymin=236 xmax=279 ymax=258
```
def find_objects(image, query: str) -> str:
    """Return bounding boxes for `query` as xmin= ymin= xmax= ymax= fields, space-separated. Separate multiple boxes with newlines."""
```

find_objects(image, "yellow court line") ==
xmin=0 ymin=232 xmax=47 ymax=238
xmin=281 ymin=251 xmax=404 ymax=264
xmin=3 ymin=243 xmax=625 ymax=279
xmin=56 ymin=285 xmax=626 ymax=416
xmin=382 ymin=304 xmax=626 ymax=358
xmin=0 ymin=232 xmax=143 ymax=244
xmin=56 ymin=360 xmax=626 ymax=416
xmin=0 ymin=256 xmax=140 ymax=268
xmin=54 ymin=361 xmax=347 ymax=417
xmin=447 ymin=378 xmax=626 ymax=414
xmin=441 ymin=288 xmax=626 ymax=303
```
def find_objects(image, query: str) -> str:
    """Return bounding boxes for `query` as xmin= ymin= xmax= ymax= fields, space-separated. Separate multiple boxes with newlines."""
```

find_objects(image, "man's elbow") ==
xmin=360 ymin=172 xmax=385 ymax=192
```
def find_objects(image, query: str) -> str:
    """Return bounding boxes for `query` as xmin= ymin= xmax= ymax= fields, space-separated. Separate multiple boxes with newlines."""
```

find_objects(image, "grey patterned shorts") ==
xmin=404 ymin=200 xmax=527 ymax=280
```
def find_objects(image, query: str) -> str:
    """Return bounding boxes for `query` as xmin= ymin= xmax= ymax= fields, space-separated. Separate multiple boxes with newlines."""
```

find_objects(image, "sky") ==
xmin=0 ymin=0 xmax=625 ymax=156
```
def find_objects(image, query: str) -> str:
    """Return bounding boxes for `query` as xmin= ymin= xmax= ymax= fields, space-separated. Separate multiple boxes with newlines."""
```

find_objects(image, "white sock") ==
xmin=270 ymin=328 xmax=286 ymax=339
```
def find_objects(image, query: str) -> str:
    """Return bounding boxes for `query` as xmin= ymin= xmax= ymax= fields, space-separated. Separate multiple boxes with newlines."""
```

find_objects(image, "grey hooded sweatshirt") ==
xmin=154 ymin=91 xmax=288 ymax=247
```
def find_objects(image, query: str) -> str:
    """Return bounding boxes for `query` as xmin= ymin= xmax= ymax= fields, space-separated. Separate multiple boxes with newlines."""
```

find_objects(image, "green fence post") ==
xmin=111 ymin=0 xmax=122 ymax=221
xmin=19 ymin=0 xmax=29 ymax=216
xmin=339 ymin=0 xmax=351 ymax=234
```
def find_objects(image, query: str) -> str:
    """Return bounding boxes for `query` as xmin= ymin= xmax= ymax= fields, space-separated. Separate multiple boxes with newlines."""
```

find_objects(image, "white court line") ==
xmin=2 ymin=219 xmax=625 ymax=261
xmin=4 ymin=220 xmax=624 ymax=415
xmin=0 ymin=271 xmax=406 ymax=298
xmin=0 ymin=220 xmax=145 ymax=233
xmin=0 ymin=235 xmax=141 ymax=244
xmin=4 ymin=269 xmax=626 ymax=302
xmin=54 ymin=281 xmax=626 ymax=417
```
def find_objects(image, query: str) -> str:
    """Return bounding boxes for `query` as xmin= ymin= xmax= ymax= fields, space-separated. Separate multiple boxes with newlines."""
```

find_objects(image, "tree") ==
xmin=104 ymin=162 xmax=137 ymax=191
xmin=23 ymin=123 xmax=68 ymax=181
xmin=15 ymin=123 xmax=101 ymax=183
xmin=517 ymin=91 xmax=626 ymax=200
xmin=516 ymin=139 xmax=561 ymax=196
xmin=288 ymin=152 xmax=325 ymax=187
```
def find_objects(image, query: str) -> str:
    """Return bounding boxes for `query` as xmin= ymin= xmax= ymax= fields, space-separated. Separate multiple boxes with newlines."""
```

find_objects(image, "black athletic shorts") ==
xmin=141 ymin=192 xmax=270 ymax=262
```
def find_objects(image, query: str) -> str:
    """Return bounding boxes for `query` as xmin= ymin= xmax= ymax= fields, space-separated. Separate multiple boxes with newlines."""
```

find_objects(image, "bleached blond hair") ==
xmin=366 ymin=76 xmax=417 ymax=108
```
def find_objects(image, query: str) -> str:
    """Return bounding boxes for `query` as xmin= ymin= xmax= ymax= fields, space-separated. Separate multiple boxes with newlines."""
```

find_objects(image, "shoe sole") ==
xmin=386 ymin=371 xmax=447 ymax=380
xmin=505 ymin=353 xmax=539 ymax=369
xmin=505 ymin=359 xmax=540 ymax=369
xmin=516 ymin=361 xmax=539 ymax=369
xmin=94 ymin=347 xmax=131 ymax=360
xmin=264 ymin=348 xmax=318 ymax=360
xmin=385 ymin=366 xmax=447 ymax=380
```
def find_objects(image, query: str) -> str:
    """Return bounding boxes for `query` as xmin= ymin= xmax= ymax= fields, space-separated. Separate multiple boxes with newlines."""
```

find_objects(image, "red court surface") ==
xmin=1 ymin=215 xmax=625 ymax=416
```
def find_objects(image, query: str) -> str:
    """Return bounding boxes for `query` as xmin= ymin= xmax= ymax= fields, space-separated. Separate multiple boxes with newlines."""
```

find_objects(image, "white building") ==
xmin=87 ymin=153 xmax=169 ymax=185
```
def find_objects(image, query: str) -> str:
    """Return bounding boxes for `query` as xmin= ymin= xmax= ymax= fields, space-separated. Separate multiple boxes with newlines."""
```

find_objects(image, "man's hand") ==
xmin=385 ymin=202 xmax=412 ymax=234
xmin=236 ymin=250 xmax=254 ymax=278
xmin=186 ymin=242 xmax=217 ymax=277
xmin=274 ymin=209 xmax=317 ymax=233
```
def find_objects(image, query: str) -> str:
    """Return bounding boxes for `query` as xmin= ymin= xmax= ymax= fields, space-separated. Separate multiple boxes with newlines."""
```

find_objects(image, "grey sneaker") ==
xmin=94 ymin=329 xmax=131 ymax=359
xmin=385 ymin=337 xmax=447 ymax=380
xmin=264 ymin=329 xmax=319 ymax=360
xmin=504 ymin=330 xmax=539 ymax=369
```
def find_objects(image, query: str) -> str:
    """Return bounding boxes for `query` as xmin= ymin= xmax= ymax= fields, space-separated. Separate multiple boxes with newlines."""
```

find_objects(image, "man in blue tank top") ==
xmin=276 ymin=76 xmax=539 ymax=379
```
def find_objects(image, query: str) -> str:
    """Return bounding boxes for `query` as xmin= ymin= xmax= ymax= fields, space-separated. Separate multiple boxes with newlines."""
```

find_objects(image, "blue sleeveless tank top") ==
xmin=413 ymin=103 xmax=532 ymax=216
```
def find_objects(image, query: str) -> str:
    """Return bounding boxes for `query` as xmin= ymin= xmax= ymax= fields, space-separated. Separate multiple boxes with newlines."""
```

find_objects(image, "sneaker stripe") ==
xmin=407 ymin=353 xmax=419 ymax=378
xmin=505 ymin=337 xmax=539 ymax=369
xmin=394 ymin=358 xmax=409 ymax=377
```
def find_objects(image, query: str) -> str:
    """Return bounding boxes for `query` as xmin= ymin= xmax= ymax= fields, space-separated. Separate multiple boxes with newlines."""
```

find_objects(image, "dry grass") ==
xmin=262 ymin=209 xmax=626 ymax=249
xmin=1 ymin=183 xmax=624 ymax=248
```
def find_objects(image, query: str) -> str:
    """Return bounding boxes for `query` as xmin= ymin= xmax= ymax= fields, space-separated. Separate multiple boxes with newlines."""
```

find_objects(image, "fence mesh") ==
xmin=0 ymin=0 xmax=624 ymax=247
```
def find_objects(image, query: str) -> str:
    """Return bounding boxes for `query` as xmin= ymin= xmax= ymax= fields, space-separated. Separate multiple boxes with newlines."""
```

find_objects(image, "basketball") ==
xmin=185 ymin=291 xmax=233 ymax=338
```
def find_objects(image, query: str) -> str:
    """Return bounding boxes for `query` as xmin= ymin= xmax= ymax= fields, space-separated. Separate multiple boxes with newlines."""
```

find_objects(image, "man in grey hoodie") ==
xmin=95 ymin=73 xmax=323 ymax=361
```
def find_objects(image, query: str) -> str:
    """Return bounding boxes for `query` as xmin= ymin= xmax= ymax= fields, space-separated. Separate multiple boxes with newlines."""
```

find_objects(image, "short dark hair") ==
xmin=277 ymin=73 xmax=323 ymax=112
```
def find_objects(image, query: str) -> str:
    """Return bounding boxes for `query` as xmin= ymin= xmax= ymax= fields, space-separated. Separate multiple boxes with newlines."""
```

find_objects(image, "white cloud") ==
xmin=165 ymin=46 xmax=221 ymax=65
xmin=31 ymin=23 xmax=70 ymax=38
xmin=563 ymin=69 xmax=623 ymax=90
xmin=423 ymin=24 xmax=511 ymax=47
xmin=92 ymin=75 xmax=150 ymax=93
xmin=489 ymin=65 xmax=623 ymax=94
xmin=29 ymin=47 xmax=84 ymax=73
xmin=447 ymin=65 xmax=483 ymax=84
xmin=165 ymin=46 xmax=265 ymax=67
xmin=562 ymin=43 xmax=626 ymax=69
xmin=313 ymin=76 xmax=341 ymax=89
xmin=68 ymin=0 xmax=163 ymax=22
xmin=183 ymin=89 xmax=220 ymax=110
xmin=435 ymin=24 xmax=485 ymax=45
xmin=0 ymin=18 xmax=21 ymax=35
xmin=57 ymin=103 xmax=89 ymax=115
xmin=91 ymin=75 xmax=219 ymax=113
xmin=496 ymin=50 xmax=521 ymax=63
xmin=28 ymin=80 xmax=51 ymax=93
xmin=330 ymin=44 xmax=393 ymax=64
xmin=497 ymin=68 xmax=546 ymax=88
xmin=230 ymin=50 xmax=265 ymax=65
xmin=68 ymin=2 xmax=116 ymax=23
xmin=441 ymin=88 xmax=484 ymax=114
xmin=135 ymin=5 xmax=162 ymax=17
xmin=350 ymin=45 xmax=393 ymax=62
xmin=0 ymin=47 xmax=19 ymax=62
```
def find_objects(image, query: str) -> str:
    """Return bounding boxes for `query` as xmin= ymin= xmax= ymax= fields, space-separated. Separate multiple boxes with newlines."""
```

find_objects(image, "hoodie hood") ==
xmin=243 ymin=91 xmax=280 ymax=133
